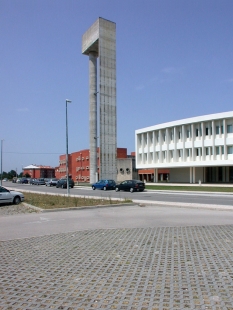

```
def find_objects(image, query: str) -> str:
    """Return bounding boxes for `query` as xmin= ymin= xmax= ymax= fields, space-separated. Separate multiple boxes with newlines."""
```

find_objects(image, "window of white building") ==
xmin=216 ymin=126 xmax=220 ymax=134
xmin=206 ymin=148 xmax=209 ymax=155
xmin=222 ymin=146 xmax=224 ymax=154
xmin=187 ymin=129 xmax=190 ymax=138
xmin=216 ymin=146 xmax=220 ymax=155
xmin=178 ymin=149 xmax=182 ymax=158
xmin=227 ymin=125 xmax=233 ymax=133
xmin=170 ymin=130 xmax=174 ymax=141
xmin=228 ymin=146 xmax=233 ymax=154
xmin=187 ymin=149 xmax=190 ymax=157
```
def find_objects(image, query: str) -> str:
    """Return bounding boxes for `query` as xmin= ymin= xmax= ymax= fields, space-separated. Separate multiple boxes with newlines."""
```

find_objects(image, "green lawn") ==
xmin=146 ymin=184 xmax=233 ymax=192
xmin=23 ymin=192 xmax=132 ymax=210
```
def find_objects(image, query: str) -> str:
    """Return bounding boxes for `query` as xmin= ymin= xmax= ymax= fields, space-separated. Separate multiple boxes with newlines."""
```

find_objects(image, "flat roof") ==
xmin=136 ymin=111 xmax=233 ymax=133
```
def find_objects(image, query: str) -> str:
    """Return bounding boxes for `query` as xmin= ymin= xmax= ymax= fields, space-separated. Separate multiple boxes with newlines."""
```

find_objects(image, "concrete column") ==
xmin=193 ymin=167 xmax=196 ymax=183
xmin=223 ymin=119 xmax=227 ymax=160
xmin=174 ymin=127 xmax=177 ymax=162
xmin=89 ymin=52 xmax=97 ymax=183
xmin=159 ymin=130 xmax=162 ymax=163
xmin=152 ymin=131 xmax=155 ymax=164
xmin=166 ymin=128 xmax=169 ymax=162
xmin=155 ymin=168 xmax=158 ymax=182
xmin=191 ymin=124 xmax=194 ymax=161
xmin=190 ymin=167 xmax=192 ymax=183
xmin=201 ymin=122 xmax=204 ymax=161
xmin=212 ymin=120 xmax=215 ymax=160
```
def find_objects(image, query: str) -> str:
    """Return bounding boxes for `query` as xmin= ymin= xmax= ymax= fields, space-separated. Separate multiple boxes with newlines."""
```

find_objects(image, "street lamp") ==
xmin=0 ymin=140 xmax=3 ymax=186
xmin=66 ymin=99 xmax=72 ymax=195
xmin=80 ymin=153 xmax=82 ymax=182
xmin=94 ymin=136 xmax=99 ymax=182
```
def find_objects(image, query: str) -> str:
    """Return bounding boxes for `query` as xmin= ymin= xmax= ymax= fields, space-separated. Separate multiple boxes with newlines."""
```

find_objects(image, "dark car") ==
xmin=29 ymin=178 xmax=36 ymax=185
xmin=91 ymin=179 xmax=116 ymax=191
xmin=115 ymin=180 xmax=145 ymax=193
xmin=56 ymin=178 xmax=74 ymax=189
xmin=45 ymin=178 xmax=58 ymax=187
xmin=34 ymin=178 xmax=45 ymax=185
xmin=20 ymin=178 xmax=28 ymax=184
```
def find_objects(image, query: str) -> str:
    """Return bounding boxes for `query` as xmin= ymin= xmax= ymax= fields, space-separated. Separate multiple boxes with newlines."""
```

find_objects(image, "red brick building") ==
xmin=23 ymin=165 xmax=55 ymax=178
xmin=56 ymin=148 xmax=128 ymax=182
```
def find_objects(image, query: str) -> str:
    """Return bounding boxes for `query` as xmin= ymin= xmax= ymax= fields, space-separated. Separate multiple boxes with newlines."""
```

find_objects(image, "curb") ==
xmin=132 ymin=199 xmax=233 ymax=211
xmin=22 ymin=202 xmax=135 ymax=213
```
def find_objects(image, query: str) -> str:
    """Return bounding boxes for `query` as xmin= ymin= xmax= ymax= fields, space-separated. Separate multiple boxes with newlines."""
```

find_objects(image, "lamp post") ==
xmin=0 ymin=140 xmax=3 ymax=186
xmin=94 ymin=136 xmax=99 ymax=182
xmin=80 ymin=153 xmax=82 ymax=182
xmin=66 ymin=99 xmax=72 ymax=195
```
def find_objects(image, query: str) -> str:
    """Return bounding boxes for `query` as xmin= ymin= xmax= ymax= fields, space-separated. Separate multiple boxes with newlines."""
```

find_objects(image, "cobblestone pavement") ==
xmin=1 ymin=225 xmax=233 ymax=309
xmin=0 ymin=203 xmax=38 ymax=216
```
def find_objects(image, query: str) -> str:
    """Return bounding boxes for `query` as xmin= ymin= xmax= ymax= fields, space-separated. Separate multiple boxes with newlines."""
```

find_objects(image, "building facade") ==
xmin=23 ymin=165 xmax=55 ymax=179
xmin=56 ymin=148 xmax=137 ymax=183
xmin=136 ymin=111 xmax=233 ymax=183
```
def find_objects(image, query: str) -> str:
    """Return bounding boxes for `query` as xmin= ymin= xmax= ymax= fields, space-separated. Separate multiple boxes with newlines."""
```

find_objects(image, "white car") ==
xmin=0 ymin=186 xmax=24 ymax=205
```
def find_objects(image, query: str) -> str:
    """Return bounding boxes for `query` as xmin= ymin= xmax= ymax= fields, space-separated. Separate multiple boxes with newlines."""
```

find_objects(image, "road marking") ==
xmin=24 ymin=218 xmax=65 ymax=224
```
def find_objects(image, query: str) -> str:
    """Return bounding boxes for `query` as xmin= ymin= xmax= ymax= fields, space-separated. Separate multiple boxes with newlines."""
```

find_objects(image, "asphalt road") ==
xmin=4 ymin=181 xmax=233 ymax=207
xmin=1 ymin=204 xmax=233 ymax=241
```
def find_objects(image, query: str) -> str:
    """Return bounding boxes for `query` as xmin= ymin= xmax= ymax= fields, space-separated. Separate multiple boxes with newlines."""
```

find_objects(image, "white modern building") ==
xmin=136 ymin=111 xmax=233 ymax=183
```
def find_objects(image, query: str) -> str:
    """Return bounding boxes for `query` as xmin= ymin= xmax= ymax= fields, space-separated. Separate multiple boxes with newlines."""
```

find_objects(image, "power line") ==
xmin=4 ymin=152 xmax=62 ymax=155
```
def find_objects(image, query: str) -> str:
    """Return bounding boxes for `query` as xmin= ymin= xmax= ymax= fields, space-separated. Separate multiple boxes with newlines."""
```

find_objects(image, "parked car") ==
xmin=45 ymin=178 xmax=58 ymax=187
xmin=12 ymin=177 xmax=17 ymax=183
xmin=92 ymin=179 xmax=116 ymax=190
xmin=29 ymin=178 xmax=36 ymax=185
xmin=0 ymin=186 xmax=24 ymax=205
xmin=34 ymin=178 xmax=45 ymax=185
xmin=2 ymin=178 xmax=8 ymax=182
xmin=16 ymin=178 xmax=21 ymax=183
xmin=20 ymin=178 xmax=28 ymax=184
xmin=56 ymin=178 xmax=74 ymax=189
xmin=115 ymin=180 xmax=145 ymax=193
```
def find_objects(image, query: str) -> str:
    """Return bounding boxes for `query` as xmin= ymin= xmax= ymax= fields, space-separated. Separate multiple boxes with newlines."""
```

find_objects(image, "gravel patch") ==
xmin=0 ymin=203 xmax=39 ymax=216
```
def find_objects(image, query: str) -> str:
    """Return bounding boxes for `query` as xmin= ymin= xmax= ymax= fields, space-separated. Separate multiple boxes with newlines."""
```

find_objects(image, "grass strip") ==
xmin=22 ymin=192 xmax=132 ymax=209
xmin=146 ymin=185 xmax=233 ymax=192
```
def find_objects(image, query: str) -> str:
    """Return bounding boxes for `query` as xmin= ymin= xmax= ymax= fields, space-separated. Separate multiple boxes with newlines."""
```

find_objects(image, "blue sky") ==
xmin=1 ymin=0 xmax=233 ymax=173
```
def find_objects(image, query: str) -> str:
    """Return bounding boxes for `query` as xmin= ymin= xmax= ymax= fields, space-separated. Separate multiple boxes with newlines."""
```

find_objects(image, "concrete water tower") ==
xmin=82 ymin=18 xmax=117 ymax=183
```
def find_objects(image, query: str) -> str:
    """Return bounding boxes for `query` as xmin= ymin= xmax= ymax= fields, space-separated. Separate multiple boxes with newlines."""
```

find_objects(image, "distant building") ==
xmin=23 ymin=165 xmax=55 ymax=179
xmin=56 ymin=148 xmax=138 ymax=183
xmin=136 ymin=111 xmax=233 ymax=183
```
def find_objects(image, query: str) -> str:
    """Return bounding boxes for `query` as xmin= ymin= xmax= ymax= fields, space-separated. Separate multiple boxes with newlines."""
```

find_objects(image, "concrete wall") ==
xmin=117 ymin=158 xmax=138 ymax=182
xmin=169 ymin=167 xmax=205 ymax=183
xmin=169 ymin=167 xmax=190 ymax=183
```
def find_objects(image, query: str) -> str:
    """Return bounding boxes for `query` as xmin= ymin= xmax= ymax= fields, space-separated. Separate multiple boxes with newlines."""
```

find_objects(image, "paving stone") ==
xmin=0 ymin=225 xmax=233 ymax=309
